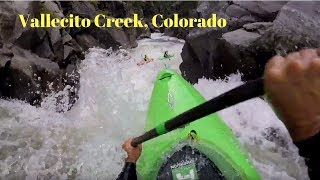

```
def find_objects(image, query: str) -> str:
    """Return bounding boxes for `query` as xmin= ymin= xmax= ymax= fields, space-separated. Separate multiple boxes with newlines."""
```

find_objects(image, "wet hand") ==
xmin=265 ymin=49 xmax=320 ymax=142
xmin=122 ymin=138 xmax=142 ymax=163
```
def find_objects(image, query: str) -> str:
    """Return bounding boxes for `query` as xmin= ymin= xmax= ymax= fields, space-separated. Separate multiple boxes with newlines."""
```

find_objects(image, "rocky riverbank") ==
xmin=179 ymin=1 xmax=320 ymax=83
xmin=0 ymin=1 xmax=154 ymax=109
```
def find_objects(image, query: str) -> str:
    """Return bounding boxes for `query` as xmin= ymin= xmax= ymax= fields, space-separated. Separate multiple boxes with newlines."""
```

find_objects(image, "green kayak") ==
xmin=137 ymin=69 xmax=260 ymax=180
xmin=157 ymin=54 xmax=174 ymax=60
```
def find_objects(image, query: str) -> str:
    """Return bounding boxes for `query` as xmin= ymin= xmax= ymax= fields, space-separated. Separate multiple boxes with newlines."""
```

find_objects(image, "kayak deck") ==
xmin=137 ymin=69 xmax=260 ymax=179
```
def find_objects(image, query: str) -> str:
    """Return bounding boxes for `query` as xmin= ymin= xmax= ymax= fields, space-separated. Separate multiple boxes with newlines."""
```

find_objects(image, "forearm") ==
xmin=294 ymin=132 xmax=320 ymax=180
xmin=116 ymin=162 xmax=137 ymax=180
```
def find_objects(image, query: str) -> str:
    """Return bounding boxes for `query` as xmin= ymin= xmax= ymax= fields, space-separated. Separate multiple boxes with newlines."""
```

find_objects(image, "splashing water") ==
xmin=0 ymin=33 xmax=308 ymax=179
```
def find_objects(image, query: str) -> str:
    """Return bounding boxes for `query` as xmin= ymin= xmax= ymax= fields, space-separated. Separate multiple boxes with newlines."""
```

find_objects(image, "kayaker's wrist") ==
xmin=125 ymin=157 xmax=137 ymax=163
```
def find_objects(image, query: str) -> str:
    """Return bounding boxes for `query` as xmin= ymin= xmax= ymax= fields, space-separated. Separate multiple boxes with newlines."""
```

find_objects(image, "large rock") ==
xmin=228 ymin=15 xmax=263 ymax=31
xmin=180 ymin=28 xmax=263 ymax=83
xmin=62 ymin=1 xmax=97 ymax=19
xmin=233 ymin=1 xmax=287 ymax=21
xmin=196 ymin=1 xmax=229 ymax=19
xmin=41 ymin=1 xmax=64 ymax=18
xmin=88 ymin=27 xmax=134 ymax=49
xmin=35 ymin=34 xmax=55 ymax=60
xmin=0 ymin=47 xmax=61 ymax=105
xmin=243 ymin=22 xmax=273 ymax=34
xmin=226 ymin=4 xmax=251 ymax=18
xmin=61 ymin=39 xmax=84 ymax=67
xmin=223 ymin=29 xmax=261 ymax=47
xmin=269 ymin=1 xmax=320 ymax=53
xmin=97 ymin=1 xmax=127 ymax=18
xmin=75 ymin=34 xmax=102 ymax=50
xmin=14 ymin=28 xmax=46 ymax=50
xmin=196 ymin=1 xmax=265 ymax=31
xmin=0 ymin=2 xmax=17 ymax=43
xmin=180 ymin=1 xmax=320 ymax=84
xmin=0 ymin=1 xmax=36 ymax=44
xmin=180 ymin=28 xmax=226 ymax=83
xmin=180 ymin=41 xmax=204 ymax=84
xmin=196 ymin=1 xmax=284 ymax=31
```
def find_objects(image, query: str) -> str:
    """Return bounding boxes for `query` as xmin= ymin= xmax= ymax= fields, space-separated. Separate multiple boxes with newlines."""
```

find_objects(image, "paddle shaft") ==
xmin=131 ymin=78 xmax=264 ymax=147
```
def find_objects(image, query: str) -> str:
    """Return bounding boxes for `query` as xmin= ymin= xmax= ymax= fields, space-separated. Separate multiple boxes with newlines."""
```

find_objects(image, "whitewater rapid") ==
xmin=0 ymin=34 xmax=308 ymax=179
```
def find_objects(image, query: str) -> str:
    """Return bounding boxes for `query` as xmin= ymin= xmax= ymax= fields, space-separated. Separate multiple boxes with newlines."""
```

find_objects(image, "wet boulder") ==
xmin=0 ymin=47 xmax=61 ymax=105
xmin=180 ymin=28 xmax=263 ymax=84
xmin=180 ymin=28 xmax=225 ymax=83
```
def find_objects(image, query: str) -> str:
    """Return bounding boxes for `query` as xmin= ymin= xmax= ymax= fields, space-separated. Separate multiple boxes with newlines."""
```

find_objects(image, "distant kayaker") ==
xmin=118 ymin=48 xmax=320 ymax=180
xmin=137 ymin=55 xmax=154 ymax=66
xmin=164 ymin=51 xmax=169 ymax=58
xmin=144 ymin=55 xmax=149 ymax=62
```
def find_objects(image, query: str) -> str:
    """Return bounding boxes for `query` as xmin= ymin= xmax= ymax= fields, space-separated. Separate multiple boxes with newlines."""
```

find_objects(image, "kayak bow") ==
xmin=137 ymin=69 xmax=260 ymax=179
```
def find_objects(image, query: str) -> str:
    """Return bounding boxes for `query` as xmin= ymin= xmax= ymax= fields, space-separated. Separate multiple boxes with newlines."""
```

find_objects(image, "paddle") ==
xmin=131 ymin=78 xmax=264 ymax=147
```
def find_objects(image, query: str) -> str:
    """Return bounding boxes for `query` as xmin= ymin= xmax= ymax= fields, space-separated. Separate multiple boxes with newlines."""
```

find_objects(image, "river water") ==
xmin=0 ymin=34 xmax=308 ymax=179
